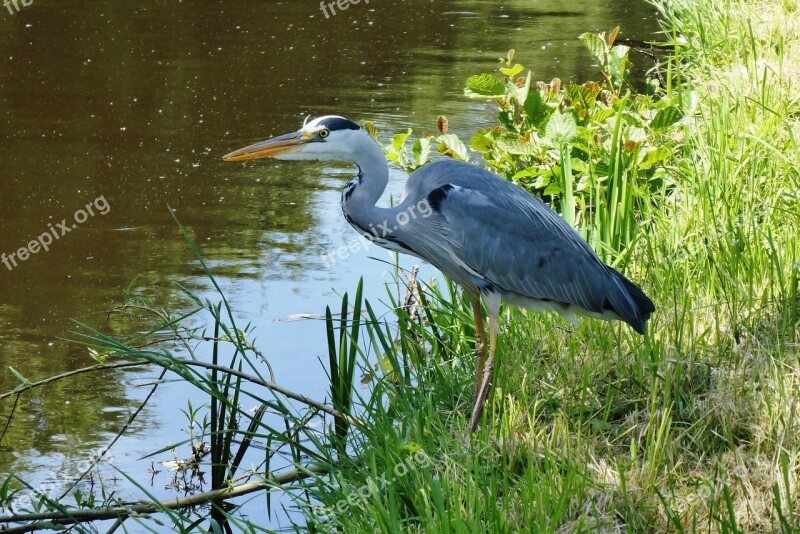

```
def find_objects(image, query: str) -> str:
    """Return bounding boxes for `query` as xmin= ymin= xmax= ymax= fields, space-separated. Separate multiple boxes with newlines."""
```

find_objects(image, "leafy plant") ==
xmin=378 ymin=35 xmax=688 ymax=261
xmin=468 ymin=41 xmax=688 ymax=258
xmin=370 ymin=115 xmax=469 ymax=175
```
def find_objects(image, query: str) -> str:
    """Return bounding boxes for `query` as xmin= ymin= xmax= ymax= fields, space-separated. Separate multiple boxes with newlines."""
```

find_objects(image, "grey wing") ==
xmin=394 ymin=160 xmax=652 ymax=332
xmin=429 ymin=183 xmax=613 ymax=312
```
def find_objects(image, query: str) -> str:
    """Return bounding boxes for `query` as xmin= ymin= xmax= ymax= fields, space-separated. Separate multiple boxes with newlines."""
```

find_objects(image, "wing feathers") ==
xmin=404 ymin=160 xmax=653 ymax=333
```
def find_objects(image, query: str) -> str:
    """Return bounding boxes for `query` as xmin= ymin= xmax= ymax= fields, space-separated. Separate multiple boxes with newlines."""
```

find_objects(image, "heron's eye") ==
xmin=318 ymin=128 xmax=330 ymax=139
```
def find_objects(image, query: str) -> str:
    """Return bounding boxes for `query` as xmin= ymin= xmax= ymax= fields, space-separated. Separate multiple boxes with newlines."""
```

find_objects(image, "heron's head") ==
xmin=222 ymin=115 xmax=370 ymax=163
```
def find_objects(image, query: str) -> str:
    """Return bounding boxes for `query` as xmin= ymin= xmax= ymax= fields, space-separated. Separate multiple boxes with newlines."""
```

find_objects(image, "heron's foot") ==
xmin=471 ymin=298 xmax=486 ymax=399
xmin=466 ymin=298 xmax=498 ymax=437
xmin=466 ymin=354 xmax=495 ymax=436
xmin=473 ymin=339 xmax=485 ymax=399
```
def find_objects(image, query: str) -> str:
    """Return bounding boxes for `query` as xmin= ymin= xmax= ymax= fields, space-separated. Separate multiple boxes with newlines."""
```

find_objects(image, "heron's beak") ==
xmin=222 ymin=131 xmax=311 ymax=162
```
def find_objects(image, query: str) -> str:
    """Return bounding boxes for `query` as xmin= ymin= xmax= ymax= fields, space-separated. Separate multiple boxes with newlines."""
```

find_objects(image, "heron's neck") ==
xmin=341 ymin=135 xmax=391 ymax=225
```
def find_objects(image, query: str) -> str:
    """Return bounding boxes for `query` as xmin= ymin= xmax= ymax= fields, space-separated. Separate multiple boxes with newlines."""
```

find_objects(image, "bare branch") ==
xmin=0 ymin=362 xmax=148 ymax=402
xmin=0 ymin=464 xmax=329 ymax=533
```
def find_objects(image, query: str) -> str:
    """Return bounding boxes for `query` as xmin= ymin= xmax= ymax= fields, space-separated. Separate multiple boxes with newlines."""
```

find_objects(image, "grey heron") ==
xmin=223 ymin=115 xmax=655 ymax=434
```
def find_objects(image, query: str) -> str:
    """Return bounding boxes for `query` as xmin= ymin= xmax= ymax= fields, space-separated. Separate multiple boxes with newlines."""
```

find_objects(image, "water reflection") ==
xmin=0 ymin=0 xmax=659 ymax=518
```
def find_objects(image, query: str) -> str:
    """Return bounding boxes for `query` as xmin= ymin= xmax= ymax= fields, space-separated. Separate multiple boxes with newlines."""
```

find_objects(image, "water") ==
xmin=0 ymin=0 xmax=659 ymax=528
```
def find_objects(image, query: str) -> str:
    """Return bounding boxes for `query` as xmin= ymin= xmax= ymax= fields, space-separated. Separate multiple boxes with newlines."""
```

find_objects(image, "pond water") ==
xmin=0 ymin=0 xmax=659 ymax=529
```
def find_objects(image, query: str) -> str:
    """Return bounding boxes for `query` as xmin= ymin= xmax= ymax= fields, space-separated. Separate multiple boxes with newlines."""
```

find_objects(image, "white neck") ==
xmin=340 ymin=130 xmax=391 ymax=227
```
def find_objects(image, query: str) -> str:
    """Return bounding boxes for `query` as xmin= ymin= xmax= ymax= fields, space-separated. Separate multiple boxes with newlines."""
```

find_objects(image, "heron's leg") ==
xmin=467 ymin=310 xmax=498 ymax=434
xmin=471 ymin=297 xmax=486 ymax=398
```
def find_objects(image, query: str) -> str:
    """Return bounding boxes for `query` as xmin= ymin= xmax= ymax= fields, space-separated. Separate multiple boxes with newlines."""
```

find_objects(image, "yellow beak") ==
xmin=222 ymin=131 xmax=311 ymax=162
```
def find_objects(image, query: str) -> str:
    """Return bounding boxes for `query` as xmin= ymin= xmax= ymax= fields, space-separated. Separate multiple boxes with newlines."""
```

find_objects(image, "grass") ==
xmin=2 ymin=0 xmax=799 ymax=531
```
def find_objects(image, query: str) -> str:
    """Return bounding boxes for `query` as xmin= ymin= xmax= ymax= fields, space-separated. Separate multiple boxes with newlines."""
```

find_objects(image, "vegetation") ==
xmin=2 ymin=0 xmax=799 ymax=531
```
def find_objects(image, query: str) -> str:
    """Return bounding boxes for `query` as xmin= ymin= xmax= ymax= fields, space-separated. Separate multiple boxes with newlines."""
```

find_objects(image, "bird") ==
xmin=223 ymin=115 xmax=655 ymax=434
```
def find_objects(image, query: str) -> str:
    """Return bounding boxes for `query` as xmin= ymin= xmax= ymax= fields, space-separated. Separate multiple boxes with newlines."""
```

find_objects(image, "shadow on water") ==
xmin=0 ymin=0 xmax=659 ymax=526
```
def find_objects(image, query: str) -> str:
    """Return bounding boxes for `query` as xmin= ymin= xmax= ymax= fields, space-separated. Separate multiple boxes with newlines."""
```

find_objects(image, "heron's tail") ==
xmin=606 ymin=267 xmax=655 ymax=335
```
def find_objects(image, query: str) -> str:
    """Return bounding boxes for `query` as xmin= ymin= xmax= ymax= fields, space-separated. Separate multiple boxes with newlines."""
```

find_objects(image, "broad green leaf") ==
xmin=497 ymin=110 xmax=517 ymax=133
xmin=581 ymin=81 xmax=601 ymax=100
xmin=532 ymin=170 xmax=553 ymax=189
xmin=412 ymin=138 xmax=430 ymax=166
xmin=513 ymin=166 xmax=544 ymax=180
xmin=571 ymin=134 xmax=593 ymax=153
xmin=499 ymin=64 xmax=524 ymax=78
xmin=626 ymin=126 xmax=647 ymax=144
xmin=609 ymin=45 xmax=631 ymax=86
xmin=545 ymin=112 xmax=578 ymax=146
xmin=579 ymin=32 xmax=606 ymax=64
xmin=592 ymin=107 xmax=616 ymax=124
xmin=391 ymin=129 xmax=412 ymax=151
xmin=576 ymin=173 xmax=593 ymax=192
xmin=569 ymin=157 xmax=590 ymax=173
xmin=638 ymin=146 xmax=672 ymax=169
xmin=469 ymin=129 xmax=495 ymax=153
xmin=543 ymin=182 xmax=562 ymax=196
xmin=651 ymin=106 xmax=684 ymax=130
xmin=566 ymin=83 xmax=596 ymax=107
xmin=464 ymin=73 xmax=505 ymax=97
xmin=594 ymin=161 xmax=610 ymax=177
xmin=497 ymin=137 xmax=537 ymax=155
xmin=436 ymin=134 xmax=468 ymax=161
xmin=523 ymin=90 xmax=546 ymax=122
xmin=622 ymin=111 xmax=645 ymax=128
